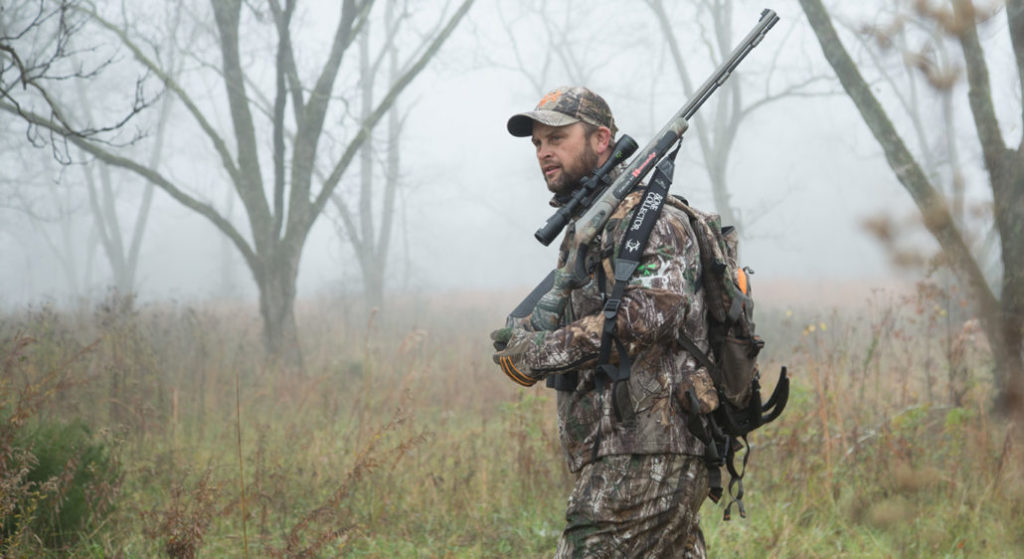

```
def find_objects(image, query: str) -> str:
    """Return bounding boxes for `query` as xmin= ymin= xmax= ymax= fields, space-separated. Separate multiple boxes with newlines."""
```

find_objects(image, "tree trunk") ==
xmin=707 ymin=152 xmax=739 ymax=230
xmin=360 ymin=256 xmax=384 ymax=310
xmin=992 ymin=154 xmax=1024 ymax=413
xmin=799 ymin=0 xmax=1024 ymax=417
xmin=256 ymin=248 xmax=302 ymax=370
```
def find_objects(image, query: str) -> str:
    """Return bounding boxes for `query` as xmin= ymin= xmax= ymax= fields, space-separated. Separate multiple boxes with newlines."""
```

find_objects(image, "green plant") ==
xmin=2 ymin=419 xmax=121 ymax=553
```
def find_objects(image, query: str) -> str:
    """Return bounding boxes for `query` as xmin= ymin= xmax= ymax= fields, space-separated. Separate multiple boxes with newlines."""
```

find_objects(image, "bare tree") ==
xmin=1 ymin=1 xmax=127 ymax=301
xmin=799 ymin=0 xmax=1024 ymax=414
xmin=0 ymin=84 xmax=167 ymax=304
xmin=71 ymin=5 xmax=183 ymax=300
xmin=76 ymin=101 xmax=160 ymax=299
xmin=488 ymin=0 xmax=617 ymax=96
xmin=1 ymin=0 xmax=475 ymax=367
xmin=330 ymin=0 xmax=407 ymax=310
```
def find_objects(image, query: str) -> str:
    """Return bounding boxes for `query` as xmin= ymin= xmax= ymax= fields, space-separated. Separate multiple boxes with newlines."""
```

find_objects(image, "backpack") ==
xmin=671 ymin=198 xmax=790 ymax=520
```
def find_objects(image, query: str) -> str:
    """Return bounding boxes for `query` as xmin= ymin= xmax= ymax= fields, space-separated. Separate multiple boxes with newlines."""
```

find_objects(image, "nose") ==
xmin=536 ymin=141 xmax=552 ymax=161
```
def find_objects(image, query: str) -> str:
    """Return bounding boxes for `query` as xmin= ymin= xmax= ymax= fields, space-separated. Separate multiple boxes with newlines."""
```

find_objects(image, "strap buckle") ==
xmin=603 ymin=298 xmax=620 ymax=319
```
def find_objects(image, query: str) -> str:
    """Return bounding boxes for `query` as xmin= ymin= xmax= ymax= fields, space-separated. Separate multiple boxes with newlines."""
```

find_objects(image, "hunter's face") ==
xmin=531 ymin=122 xmax=600 ymax=196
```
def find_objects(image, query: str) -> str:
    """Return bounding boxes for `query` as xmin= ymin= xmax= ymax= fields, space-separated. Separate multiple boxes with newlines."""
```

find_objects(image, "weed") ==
xmin=1 ymin=334 xmax=118 ymax=557
xmin=142 ymin=468 xmax=221 ymax=559
xmin=0 ymin=285 xmax=1020 ymax=557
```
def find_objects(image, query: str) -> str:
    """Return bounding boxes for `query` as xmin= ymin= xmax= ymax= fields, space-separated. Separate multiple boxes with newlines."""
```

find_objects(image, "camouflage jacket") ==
xmin=530 ymin=191 xmax=718 ymax=472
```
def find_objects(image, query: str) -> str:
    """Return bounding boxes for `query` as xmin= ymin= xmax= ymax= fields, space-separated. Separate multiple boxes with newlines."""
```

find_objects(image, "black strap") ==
xmin=676 ymin=330 xmax=720 ymax=386
xmin=546 ymin=371 xmax=578 ymax=391
xmin=760 ymin=366 xmax=790 ymax=423
xmin=595 ymin=144 xmax=680 ymax=391
xmin=685 ymin=387 xmax=726 ymax=503
xmin=723 ymin=436 xmax=751 ymax=520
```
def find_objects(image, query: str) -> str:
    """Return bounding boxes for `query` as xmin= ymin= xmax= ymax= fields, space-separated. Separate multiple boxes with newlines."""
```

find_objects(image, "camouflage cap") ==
xmin=507 ymin=86 xmax=617 ymax=138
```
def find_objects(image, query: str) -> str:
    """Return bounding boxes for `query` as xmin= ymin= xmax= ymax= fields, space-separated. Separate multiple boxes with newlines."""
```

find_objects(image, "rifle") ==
xmin=507 ymin=9 xmax=779 ymax=330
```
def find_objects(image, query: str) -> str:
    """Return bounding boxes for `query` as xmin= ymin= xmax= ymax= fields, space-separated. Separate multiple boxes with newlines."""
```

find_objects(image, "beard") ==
xmin=545 ymin=142 xmax=600 ymax=197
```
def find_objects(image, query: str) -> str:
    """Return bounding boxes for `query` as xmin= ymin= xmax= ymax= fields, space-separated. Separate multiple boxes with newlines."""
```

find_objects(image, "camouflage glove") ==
xmin=528 ymin=267 xmax=574 ymax=331
xmin=490 ymin=327 xmax=547 ymax=387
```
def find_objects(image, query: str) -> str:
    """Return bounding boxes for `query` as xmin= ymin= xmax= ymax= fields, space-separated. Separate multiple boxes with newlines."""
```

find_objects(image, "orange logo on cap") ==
xmin=537 ymin=89 xmax=563 ymax=108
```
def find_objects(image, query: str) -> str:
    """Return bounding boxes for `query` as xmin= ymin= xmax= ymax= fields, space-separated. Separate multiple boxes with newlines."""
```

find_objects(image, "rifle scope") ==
xmin=534 ymin=134 xmax=639 ymax=246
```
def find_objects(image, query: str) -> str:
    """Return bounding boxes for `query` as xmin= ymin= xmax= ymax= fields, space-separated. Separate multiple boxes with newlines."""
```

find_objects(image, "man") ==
xmin=491 ymin=86 xmax=719 ymax=558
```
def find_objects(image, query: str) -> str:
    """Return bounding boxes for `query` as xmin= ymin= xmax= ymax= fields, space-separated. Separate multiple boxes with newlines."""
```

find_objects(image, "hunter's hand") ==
xmin=490 ymin=327 xmax=546 ymax=387
xmin=528 ymin=268 xmax=574 ymax=331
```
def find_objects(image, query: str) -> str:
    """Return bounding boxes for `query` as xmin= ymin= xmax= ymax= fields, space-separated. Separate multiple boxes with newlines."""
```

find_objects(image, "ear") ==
xmin=591 ymin=125 xmax=612 ymax=155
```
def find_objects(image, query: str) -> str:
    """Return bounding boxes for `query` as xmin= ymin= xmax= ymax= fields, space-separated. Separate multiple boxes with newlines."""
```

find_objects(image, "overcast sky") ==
xmin=0 ymin=0 xmax=1015 ymax=307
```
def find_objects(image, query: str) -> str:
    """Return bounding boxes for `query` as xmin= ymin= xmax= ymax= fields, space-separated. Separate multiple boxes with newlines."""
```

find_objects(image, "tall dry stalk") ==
xmin=235 ymin=367 xmax=250 ymax=559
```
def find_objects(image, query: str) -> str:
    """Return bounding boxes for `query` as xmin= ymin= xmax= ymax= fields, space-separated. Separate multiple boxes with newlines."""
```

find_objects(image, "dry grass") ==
xmin=0 ymin=280 xmax=1021 ymax=557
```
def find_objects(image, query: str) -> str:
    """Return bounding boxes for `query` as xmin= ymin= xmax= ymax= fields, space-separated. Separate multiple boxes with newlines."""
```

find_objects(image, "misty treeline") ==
xmin=0 ymin=0 xmax=474 ymax=367
xmin=0 ymin=0 xmax=1021 ymax=413
xmin=798 ymin=0 xmax=1024 ymax=414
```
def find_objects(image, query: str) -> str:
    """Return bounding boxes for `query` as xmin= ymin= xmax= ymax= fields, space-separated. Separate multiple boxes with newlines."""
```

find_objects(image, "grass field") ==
xmin=1 ymin=281 xmax=1022 ymax=558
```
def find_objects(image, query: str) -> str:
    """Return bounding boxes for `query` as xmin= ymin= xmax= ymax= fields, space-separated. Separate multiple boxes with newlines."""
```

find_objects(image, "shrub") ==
xmin=1 ymin=419 xmax=121 ymax=554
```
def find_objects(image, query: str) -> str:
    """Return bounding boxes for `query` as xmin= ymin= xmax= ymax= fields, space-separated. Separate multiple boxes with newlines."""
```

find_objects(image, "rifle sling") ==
xmin=594 ymin=144 xmax=680 ymax=404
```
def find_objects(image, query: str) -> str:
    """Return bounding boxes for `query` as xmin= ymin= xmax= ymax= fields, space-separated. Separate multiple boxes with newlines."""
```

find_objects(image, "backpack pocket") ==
xmin=717 ymin=334 xmax=764 ymax=408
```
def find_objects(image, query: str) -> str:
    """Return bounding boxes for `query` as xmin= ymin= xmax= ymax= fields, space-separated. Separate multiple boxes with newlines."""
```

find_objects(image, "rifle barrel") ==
xmin=682 ymin=9 xmax=780 ymax=122
xmin=574 ymin=9 xmax=779 ymax=245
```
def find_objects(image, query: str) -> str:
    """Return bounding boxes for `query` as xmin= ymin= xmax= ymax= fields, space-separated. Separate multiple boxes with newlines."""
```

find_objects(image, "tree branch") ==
xmin=329 ymin=192 xmax=364 ymax=255
xmin=645 ymin=0 xmax=713 ymax=167
xmin=1008 ymin=0 xmax=1024 ymax=134
xmin=211 ymin=0 xmax=274 ymax=254
xmin=309 ymin=0 xmax=475 ymax=234
xmin=270 ymin=0 xmax=296 ymax=241
xmin=952 ymin=0 xmax=1007 ymax=179
xmin=799 ymin=0 xmax=1002 ymax=357
xmin=287 ymin=0 xmax=373 ymax=235
xmin=268 ymin=0 xmax=304 ymax=122
xmin=81 ymin=5 xmax=242 ymax=184
xmin=0 ymin=99 xmax=259 ymax=272
xmin=739 ymin=75 xmax=837 ymax=119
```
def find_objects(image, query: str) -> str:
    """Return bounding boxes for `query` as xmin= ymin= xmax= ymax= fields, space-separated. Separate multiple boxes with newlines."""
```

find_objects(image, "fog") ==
xmin=0 ymin=0 xmax=1012 ymax=309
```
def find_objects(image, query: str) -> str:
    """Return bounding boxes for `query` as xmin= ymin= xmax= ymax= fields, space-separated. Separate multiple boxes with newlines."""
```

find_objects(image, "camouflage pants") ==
xmin=555 ymin=453 xmax=708 ymax=559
